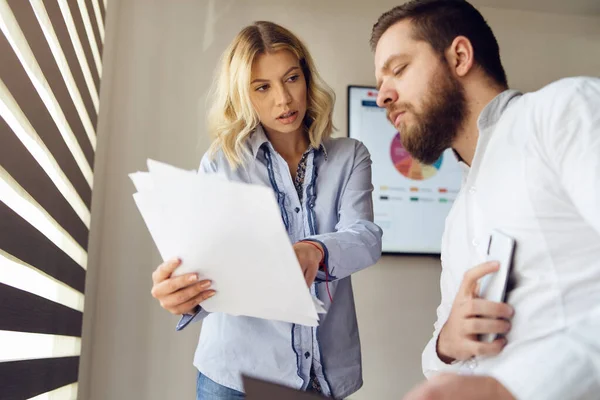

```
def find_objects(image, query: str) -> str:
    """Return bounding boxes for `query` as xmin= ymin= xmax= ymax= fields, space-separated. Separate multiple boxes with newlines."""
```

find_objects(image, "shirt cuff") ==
xmin=175 ymin=305 xmax=201 ymax=331
xmin=300 ymin=238 xmax=337 ymax=282
xmin=422 ymin=332 xmax=463 ymax=378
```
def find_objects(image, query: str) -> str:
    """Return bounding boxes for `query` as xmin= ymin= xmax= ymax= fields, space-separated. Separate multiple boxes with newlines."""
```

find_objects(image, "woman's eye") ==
xmin=256 ymin=85 xmax=269 ymax=92
xmin=287 ymin=75 xmax=299 ymax=83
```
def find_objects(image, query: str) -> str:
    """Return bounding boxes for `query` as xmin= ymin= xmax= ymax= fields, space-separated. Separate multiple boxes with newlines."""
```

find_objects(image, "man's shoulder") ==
xmin=523 ymin=77 xmax=599 ymax=108
xmin=515 ymin=77 xmax=599 ymax=130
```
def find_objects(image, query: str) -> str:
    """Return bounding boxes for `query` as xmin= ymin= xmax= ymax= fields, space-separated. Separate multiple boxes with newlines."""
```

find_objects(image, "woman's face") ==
xmin=249 ymin=50 xmax=308 ymax=136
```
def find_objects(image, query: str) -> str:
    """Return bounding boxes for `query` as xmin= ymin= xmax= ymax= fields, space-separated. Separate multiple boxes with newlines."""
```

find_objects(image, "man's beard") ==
xmin=396 ymin=66 xmax=467 ymax=165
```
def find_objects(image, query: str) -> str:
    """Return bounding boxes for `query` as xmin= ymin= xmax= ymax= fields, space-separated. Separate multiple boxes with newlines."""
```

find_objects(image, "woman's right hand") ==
xmin=151 ymin=258 xmax=215 ymax=315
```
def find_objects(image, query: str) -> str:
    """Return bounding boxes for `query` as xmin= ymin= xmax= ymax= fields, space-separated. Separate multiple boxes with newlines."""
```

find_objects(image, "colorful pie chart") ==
xmin=390 ymin=132 xmax=443 ymax=180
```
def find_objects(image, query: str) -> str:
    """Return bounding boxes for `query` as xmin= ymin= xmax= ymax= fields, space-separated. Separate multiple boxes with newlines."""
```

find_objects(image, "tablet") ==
xmin=243 ymin=375 xmax=325 ymax=399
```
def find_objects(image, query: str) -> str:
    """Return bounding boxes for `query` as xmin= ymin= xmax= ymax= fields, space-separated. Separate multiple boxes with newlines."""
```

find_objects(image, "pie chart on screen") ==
xmin=390 ymin=132 xmax=443 ymax=180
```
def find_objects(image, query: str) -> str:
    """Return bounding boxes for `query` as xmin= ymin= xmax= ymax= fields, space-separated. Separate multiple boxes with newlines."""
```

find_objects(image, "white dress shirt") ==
xmin=421 ymin=77 xmax=600 ymax=400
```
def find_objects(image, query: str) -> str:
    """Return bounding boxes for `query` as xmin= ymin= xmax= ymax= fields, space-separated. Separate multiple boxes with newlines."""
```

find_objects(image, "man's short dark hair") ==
xmin=371 ymin=0 xmax=508 ymax=88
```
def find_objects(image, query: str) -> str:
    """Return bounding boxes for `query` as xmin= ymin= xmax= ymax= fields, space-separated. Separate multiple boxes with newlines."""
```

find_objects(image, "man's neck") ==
xmin=453 ymin=84 xmax=505 ymax=166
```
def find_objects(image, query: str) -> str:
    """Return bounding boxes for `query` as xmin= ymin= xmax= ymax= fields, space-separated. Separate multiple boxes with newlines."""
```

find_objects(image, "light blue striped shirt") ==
xmin=177 ymin=125 xmax=382 ymax=398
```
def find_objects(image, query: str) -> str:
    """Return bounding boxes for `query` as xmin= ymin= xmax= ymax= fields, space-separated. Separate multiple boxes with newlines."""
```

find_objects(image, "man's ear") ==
xmin=446 ymin=36 xmax=475 ymax=78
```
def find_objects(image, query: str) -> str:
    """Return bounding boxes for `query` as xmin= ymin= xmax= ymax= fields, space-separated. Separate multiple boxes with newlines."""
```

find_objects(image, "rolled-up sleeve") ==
xmin=306 ymin=142 xmax=382 ymax=281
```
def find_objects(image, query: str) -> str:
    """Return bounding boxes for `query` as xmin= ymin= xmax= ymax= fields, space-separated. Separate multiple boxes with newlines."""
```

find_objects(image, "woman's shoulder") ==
xmin=200 ymin=128 xmax=262 ymax=174
xmin=199 ymin=147 xmax=255 ymax=180
xmin=199 ymin=149 xmax=220 ymax=173
xmin=199 ymin=147 xmax=235 ymax=174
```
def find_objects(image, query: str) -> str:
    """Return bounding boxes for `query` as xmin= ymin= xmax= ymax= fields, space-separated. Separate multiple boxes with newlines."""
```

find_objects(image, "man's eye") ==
xmin=394 ymin=65 xmax=407 ymax=76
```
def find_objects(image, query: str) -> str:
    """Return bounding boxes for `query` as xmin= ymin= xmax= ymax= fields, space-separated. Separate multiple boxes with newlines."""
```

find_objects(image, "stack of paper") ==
xmin=130 ymin=159 xmax=324 ymax=326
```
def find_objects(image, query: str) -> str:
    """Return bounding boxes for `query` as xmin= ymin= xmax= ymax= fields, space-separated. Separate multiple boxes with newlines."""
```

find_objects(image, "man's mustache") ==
xmin=385 ymin=103 xmax=413 ymax=123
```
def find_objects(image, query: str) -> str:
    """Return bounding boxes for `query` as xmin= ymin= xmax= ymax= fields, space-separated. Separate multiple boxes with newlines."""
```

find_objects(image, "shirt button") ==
xmin=468 ymin=186 xmax=476 ymax=194
xmin=295 ymin=207 xmax=300 ymax=213
xmin=472 ymin=238 xmax=479 ymax=247
xmin=304 ymin=352 xmax=310 ymax=359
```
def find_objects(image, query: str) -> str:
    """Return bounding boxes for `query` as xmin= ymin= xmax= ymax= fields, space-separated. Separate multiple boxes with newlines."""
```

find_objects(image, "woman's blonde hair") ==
xmin=207 ymin=21 xmax=335 ymax=169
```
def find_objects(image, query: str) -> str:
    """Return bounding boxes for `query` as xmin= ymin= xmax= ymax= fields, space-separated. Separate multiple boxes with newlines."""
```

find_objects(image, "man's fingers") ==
xmin=152 ymin=258 xmax=182 ymax=284
xmin=171 ymin=290 xmax=216 ymax=315
xmin=463 ymin=299 xmax=514 ymax=319
xmin=464 ymin=318 xmax=511 ymax=335
xmin=460 ymin=262 xmax=500 ymax=296
xmin=469 ymin=337 xmax=507 ymax=357
xmin=160 ymin=280 xmax=212 ymax=308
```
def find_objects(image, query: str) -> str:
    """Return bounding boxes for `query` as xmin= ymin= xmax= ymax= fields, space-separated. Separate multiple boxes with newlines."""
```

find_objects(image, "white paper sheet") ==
xmin=130 ymin=159 xmax=321 ymax=326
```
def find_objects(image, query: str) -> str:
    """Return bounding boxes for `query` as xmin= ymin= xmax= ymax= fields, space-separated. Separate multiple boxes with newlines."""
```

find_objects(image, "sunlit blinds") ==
xmin=0 ymin=0 xmax=106 ymax=398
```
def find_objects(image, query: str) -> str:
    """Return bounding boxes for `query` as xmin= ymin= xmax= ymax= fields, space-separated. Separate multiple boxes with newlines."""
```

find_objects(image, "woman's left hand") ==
xmin=293 ymin=242 xmax=323 ymax=287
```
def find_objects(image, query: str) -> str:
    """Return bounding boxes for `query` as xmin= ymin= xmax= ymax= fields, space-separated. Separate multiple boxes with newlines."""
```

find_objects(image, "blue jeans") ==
xmin=196 ymin=373 xmax=245 ymax=400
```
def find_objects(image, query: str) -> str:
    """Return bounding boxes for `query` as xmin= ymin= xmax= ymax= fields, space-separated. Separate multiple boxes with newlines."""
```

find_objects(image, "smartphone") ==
xmin=477 ymin=229 xmax=516 ymax=343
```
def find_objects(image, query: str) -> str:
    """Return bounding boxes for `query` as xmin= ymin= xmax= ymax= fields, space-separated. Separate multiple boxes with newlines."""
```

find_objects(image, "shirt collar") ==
xmin=452 ymin=89 xmax=522 ymax=172
xmin=477 ymin=89 xmax=522 ymax=131
xmin=249 ymin=124 xmax=270 ymax=158
xmin=249 ymin=124 xmax=328 ymax=161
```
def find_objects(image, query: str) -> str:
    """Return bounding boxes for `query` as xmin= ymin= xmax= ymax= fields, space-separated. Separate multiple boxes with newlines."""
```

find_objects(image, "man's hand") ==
xmin=151 ymin=258 xmax=215 ymax=315
xmin=403 ymin=374 xmax=516 ymax=400
xmin=437 ymin=261 xmax=514 ymax=363
xmin=293 ymin=242 xmax=323 ymax=287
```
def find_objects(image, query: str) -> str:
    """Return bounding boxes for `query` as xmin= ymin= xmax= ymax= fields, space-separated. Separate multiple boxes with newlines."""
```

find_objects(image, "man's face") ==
xmin=374 ymin=20 xmax=467 ymax=164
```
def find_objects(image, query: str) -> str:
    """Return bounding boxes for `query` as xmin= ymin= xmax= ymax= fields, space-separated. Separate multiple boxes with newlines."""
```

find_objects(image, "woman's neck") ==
xmin=264 ymin=126 xmax=310 ymax=161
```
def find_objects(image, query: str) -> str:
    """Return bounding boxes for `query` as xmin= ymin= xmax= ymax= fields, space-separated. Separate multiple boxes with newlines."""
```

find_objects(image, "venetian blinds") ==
xmin=0 ymin=0 xmax=106 ymax=398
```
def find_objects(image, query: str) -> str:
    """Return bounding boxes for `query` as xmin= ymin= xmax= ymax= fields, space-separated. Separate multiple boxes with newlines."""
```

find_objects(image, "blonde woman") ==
xmin=150 ymin=21 xmax=382 ymax=400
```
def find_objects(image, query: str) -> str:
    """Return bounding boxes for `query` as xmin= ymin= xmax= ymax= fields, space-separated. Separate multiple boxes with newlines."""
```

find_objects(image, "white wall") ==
xmin=81 ymin=1 xmax=600 ymax=399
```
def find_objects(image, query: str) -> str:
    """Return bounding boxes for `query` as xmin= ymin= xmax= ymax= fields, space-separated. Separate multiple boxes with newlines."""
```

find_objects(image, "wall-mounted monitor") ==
xmin=348 ymin=86 xmax=463 ymax=255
